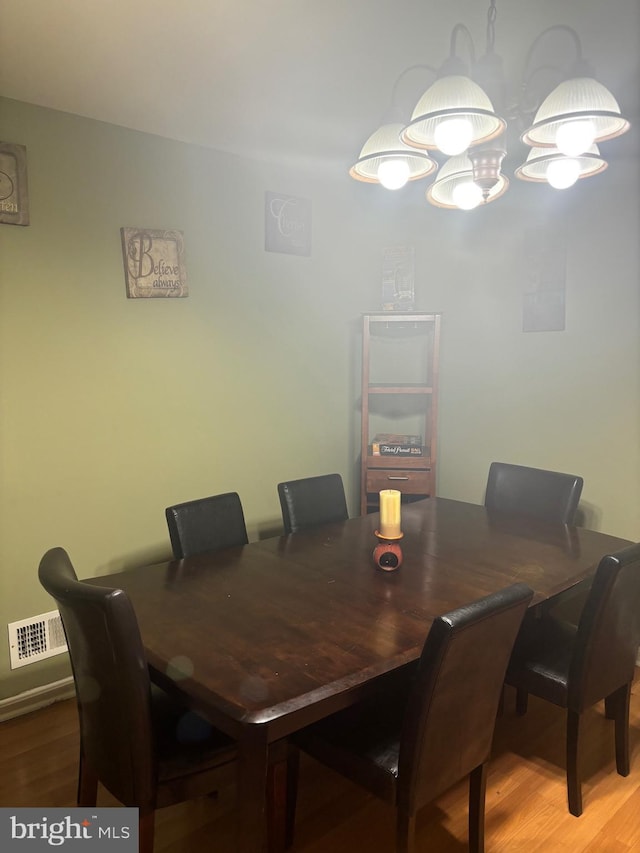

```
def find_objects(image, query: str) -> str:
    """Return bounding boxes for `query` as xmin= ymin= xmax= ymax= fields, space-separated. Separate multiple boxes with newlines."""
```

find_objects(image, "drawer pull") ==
xmin=387 ymin=476 xmax=410 ymax=481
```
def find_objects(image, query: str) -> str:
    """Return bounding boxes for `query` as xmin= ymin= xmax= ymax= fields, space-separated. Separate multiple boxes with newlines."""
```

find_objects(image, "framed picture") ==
xmin=120 ymin=228 xmax=188 ymax=298
xmin=381 ymin=245 xmax=415 ymax=311
xmin=523 ymin=290 xmax=566 ymax=332
xmin=522 ymin=224 xmax=566 ymax=331
xmin=265 ymin=192 xmax=311 ymax=256
xmin=0 ymin=142 xmax=29 ymax=226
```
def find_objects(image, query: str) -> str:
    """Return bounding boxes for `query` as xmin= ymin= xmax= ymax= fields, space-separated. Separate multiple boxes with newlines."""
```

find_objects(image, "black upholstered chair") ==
xmin=38 ymin=546 xmax=238 ymax=853
xmin=287 ymin=583 xmax=533 ymax=853
xmin=505 ymin=542 xmax=640 ymax=816
xmin=277 ymin=473 xmax=349 ymax=534
xmin=484 ymin=462 xmax=583 ymax=524
xmin=165 ymin=491 xmax=248 ymax=559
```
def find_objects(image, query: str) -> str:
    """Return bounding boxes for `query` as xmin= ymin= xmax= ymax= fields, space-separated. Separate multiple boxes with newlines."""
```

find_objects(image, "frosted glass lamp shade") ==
xmin=426 ymin=153 xmax=509 ymax=209
xmin=515 ymin=145 xmax=607 ymax=184
xmin=522 ymin=77 xmax=630 ymax=149
xmin=401 ymin=75 xmax=506 ymax=152
xmin=350 ymin=123 xmax=437 ymax=184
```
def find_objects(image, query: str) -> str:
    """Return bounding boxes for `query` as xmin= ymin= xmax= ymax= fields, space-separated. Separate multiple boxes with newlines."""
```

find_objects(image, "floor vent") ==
xmin=8 ymin=611 xmax=68 ymax=669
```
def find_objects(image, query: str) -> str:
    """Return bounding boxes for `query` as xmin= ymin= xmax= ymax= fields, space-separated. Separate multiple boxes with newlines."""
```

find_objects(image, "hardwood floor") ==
xmin=2 ymin=675 xmax=640 ymax=851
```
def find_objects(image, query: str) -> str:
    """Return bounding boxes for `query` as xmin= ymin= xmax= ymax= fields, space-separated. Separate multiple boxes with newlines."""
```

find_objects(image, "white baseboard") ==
xmin=0 ymin=677 xmax=75 ymax=723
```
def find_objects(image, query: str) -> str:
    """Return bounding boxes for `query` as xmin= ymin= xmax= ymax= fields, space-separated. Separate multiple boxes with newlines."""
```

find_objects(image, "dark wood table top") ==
xmin=90 ymin=497 xmax=632 ymax=741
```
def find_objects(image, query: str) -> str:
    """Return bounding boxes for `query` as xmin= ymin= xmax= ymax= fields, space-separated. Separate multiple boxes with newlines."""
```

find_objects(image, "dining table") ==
xmin=88 ymin=496 xmax=633 ymax=852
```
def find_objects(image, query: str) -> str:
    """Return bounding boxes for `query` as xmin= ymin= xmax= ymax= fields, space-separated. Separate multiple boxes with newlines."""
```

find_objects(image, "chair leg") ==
xmin=607 ymin=683 xmax=632 ymax=777
xmin=468 ymin=763 xmax=487 ymax=853
xmin=515 ymin=688 xmax=529 ymax=715
xmin=566 ymin=709 xmax=583 ymax=817
xmin=604 ymin=694 xmax=615 ymax=720
xmin=396 ymin=809 xmax=416 ymax=853
xmin=77 ymin=749 xmax=98 ymax=806
xmin=139 ymin=808 xmax=155 ymax=853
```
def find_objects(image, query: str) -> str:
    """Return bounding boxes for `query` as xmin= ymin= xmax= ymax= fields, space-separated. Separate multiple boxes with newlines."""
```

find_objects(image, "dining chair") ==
xmin=505 ymin=542 xmax=640 ymax=816
xmin=484 ymin=462 xmax=583 ymax=524
xmin=38 ymin=546 xmax=238 ymax=853
xmin=165 ymin=491 xmax=248 ymax=558
xmin=277 ymin=473 xmax=349 ymax=534
xmin=286 ymin=583 xmax=533 ymax=853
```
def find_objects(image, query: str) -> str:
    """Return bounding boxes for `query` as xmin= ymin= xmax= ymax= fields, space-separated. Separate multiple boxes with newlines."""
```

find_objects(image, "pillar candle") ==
xmin=379 ymin=489 xmax=401 ymax=538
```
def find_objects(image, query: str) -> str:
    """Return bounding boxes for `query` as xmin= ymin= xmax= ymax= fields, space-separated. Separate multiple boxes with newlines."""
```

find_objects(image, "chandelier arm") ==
xmin=450 ymin=23 xmax=477 ymax=67
xmin=515 ymin=25 xmax=585 ymax=122
xmin=485 ymin=0 xmax=497 ymax=54
xmin=389 ymin=63 xmax=437 ymax=112
xmin=521 ymin=25 xmax=583 ymax=87
xmin=517 ymin=63 xmax=566 ymax=120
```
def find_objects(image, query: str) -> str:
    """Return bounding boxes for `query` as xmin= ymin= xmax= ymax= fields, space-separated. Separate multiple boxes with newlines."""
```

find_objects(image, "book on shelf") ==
xmin=371 ymin=433 xmax=424 ymax=456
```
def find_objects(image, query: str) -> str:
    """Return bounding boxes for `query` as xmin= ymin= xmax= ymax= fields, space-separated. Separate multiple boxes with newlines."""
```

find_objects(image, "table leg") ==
xmin=236 ymin=725 xmax=270 ymax=853
xmin=266 ymin=740 xmax=293 ymax=853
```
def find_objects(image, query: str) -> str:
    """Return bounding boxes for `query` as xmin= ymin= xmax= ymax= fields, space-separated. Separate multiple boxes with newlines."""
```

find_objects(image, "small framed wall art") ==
xmin=265 ymin=192 xmax=311 ymax=256
xmin=381 ymin=245 xmax=415 ymax=311
xmin=120 ymin=227 xmax=188 ymax=298
xmin=0 ymin=142 xmax=29 ymax=226
xmin=522 ymin=224 xmax=566 ymax=332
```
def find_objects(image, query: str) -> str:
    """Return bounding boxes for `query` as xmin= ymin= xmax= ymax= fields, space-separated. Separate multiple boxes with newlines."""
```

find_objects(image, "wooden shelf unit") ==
xmin=360 ymin=312 xmax=441 ymax=515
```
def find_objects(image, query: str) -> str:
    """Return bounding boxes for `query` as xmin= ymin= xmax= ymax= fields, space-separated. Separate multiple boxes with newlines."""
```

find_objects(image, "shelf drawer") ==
xmin=366 ymin=468 xmax=432 ymax=495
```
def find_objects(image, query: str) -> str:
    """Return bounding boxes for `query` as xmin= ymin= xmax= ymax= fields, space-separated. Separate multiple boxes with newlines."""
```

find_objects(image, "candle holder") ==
xmin=373 ymin=530 xmax=404 ymax=572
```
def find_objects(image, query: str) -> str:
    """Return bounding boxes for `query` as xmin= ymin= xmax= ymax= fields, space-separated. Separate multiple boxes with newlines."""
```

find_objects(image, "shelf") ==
xmin=366 ymin=455 xmax=432 ymax=469
xmin=365 ymin=312 xmax=440 ymax=323
xmin=368 ymin=385 xmax=433 ymax=394
xmin=360 ymin=312 xmax=441 ymax=515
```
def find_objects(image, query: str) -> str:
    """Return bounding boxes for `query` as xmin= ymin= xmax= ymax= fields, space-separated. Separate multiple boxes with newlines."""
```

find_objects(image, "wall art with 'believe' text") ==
xmin=121 ymin=227 xmax=188 ymax=298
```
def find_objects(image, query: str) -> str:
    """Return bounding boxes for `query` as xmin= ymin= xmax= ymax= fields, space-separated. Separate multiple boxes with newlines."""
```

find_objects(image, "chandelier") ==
xmin=349 ymin=0 xmax=629 ymax=210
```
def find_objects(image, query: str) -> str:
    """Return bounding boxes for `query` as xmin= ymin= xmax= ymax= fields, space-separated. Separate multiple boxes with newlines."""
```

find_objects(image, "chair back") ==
xmin=398 ymin=583 xmax=533 ymax=815
xmin=38 ymin=547 xmax=156 ymax=808
xmin=569 ymin=543 xmax=640 ymax=710
xmin=277 ymin=473 xmax=348 ymax=534
xmin=485 ymin=462 xmax=583 ymax=524
xmin=165 ymin=492 xmax=248 ymax=559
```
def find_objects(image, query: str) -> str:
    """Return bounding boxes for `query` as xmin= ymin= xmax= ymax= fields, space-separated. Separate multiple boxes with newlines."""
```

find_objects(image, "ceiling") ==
xmin=1 ymin=0 xmax=638 ymax=172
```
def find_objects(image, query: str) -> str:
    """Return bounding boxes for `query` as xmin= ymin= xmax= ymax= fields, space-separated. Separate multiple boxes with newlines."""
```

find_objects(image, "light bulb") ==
xmin=452 ymin=180 xmax=483 ymax=210
xmin=546 ymin=158 xmax=581 ymax=189
xmin=555 ymin=120 xmax=596 ymax=157
xmin=434 ymin=118 xmax=473 ymax=156
xmin=377 ymin=158 xmax=410 ymax=190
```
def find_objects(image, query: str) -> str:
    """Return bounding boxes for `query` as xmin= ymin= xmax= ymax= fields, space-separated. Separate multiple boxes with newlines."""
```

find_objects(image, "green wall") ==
xmin=0 ymin=98 xmax=390 ymax=696
xmin=0 ymin=97 xmax=638 ymax=699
